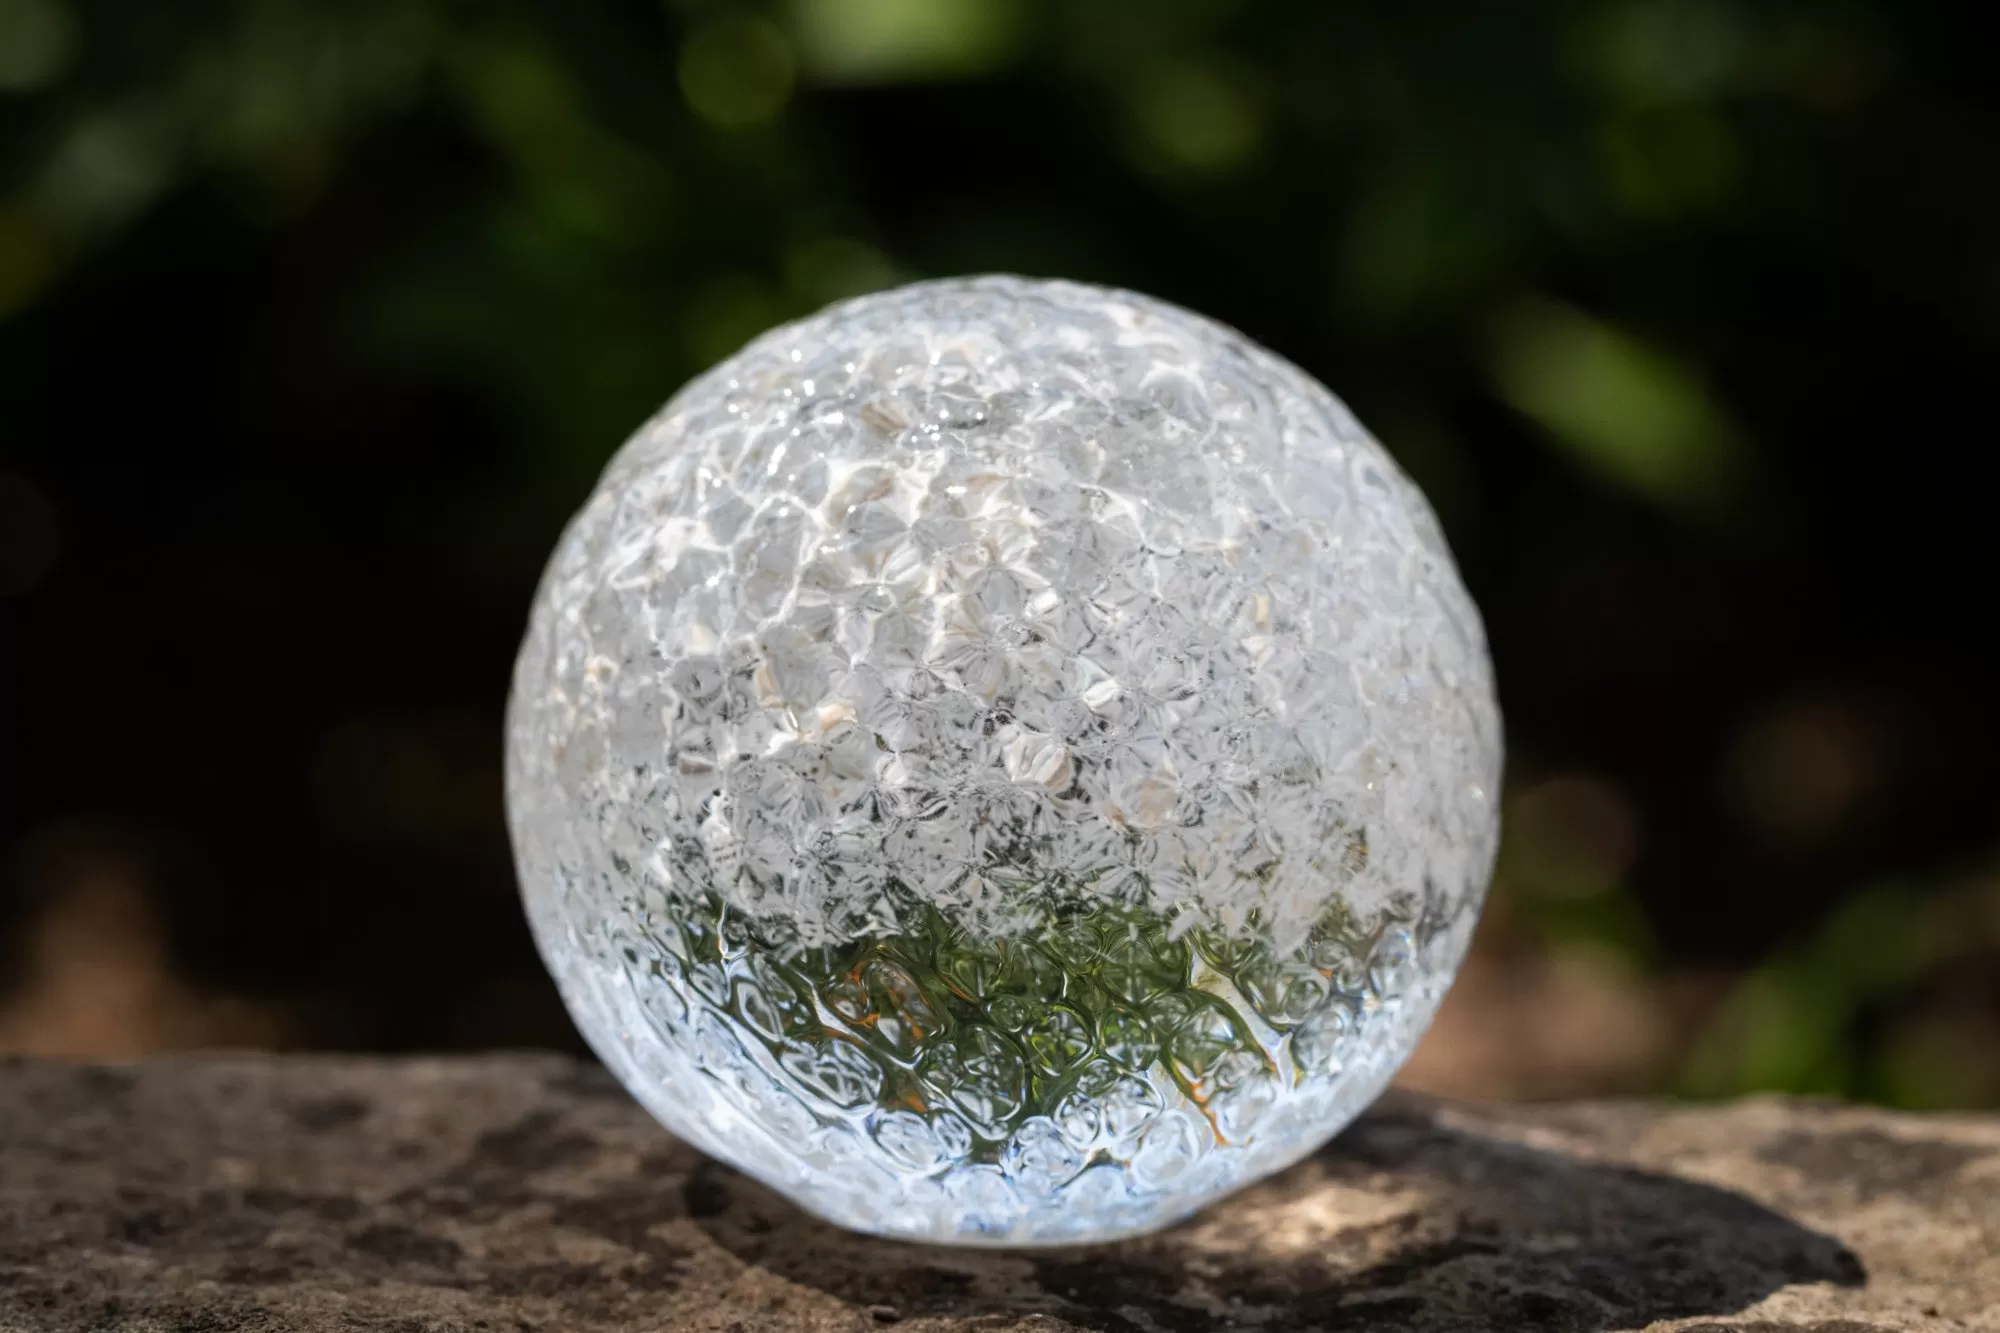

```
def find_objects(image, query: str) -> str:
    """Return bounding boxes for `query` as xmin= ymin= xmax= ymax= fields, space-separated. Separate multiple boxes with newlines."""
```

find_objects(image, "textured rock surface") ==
xmin=2 ymin=1054 xmax=1996 ymax=1332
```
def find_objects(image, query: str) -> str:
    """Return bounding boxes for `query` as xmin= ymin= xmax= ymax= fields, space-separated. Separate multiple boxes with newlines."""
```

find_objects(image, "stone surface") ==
xmin=2 ymin=1055 xmax=1996 ymax=1333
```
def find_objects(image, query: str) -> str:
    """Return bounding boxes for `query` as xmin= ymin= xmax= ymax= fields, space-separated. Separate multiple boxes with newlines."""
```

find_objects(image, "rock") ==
xmin=1 ymin=1055 xmax=1995 ymax=1332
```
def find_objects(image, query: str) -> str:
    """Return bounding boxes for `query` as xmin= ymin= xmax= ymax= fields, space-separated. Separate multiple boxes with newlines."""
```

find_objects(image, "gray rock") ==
xmin=1 ymin=1054 xmax=1994 ymax=1332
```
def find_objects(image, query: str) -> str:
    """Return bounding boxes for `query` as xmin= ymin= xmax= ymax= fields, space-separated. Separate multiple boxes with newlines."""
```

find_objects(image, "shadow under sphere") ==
xmin=688 ymin=1100 xmax=1865 ymax=1333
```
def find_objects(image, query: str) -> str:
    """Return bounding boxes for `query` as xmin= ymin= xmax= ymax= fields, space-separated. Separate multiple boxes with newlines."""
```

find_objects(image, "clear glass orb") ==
xmin=506 ymin=276 xmax=1501 ymax=1245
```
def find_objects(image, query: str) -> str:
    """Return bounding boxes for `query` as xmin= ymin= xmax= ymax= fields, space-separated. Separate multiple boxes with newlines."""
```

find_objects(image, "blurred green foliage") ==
xmin=3 ymin=0 xmax=1996 ymax=1101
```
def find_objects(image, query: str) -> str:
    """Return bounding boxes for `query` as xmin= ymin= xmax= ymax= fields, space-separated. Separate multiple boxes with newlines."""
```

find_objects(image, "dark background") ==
xmin=3 ymin=0 xmax=1996 ymax=1105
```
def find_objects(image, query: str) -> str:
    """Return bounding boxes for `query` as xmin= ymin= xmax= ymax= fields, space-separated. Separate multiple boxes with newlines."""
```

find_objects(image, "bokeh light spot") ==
xmin=1599 ymin=107 xmax=1743 ymax=216
xmin=32 ymin=110 xmax=172 ymax=236
xmin=0 ymin=830 xmax=279 ymax=1056
xmin=0 ymin=210 xmax=59 ymax=319
xmin=0 ymin=0 xmax=76 ymax=93
xmin=1680 ymin=886 xmax=1931 ymax=1099
xmin=1489 ymin=295 xmax=1747 ymax=515
xmin=789 ymin=0 xmax=1019 ymax=84
xmin=1507 ymin=774 xmax=1642 ymax=900
xmin=1123 ymin=61 xmax=1262 ymax=175
xmin=1727 ymin=699 xmax=1873 ymax=848
xmin=680 ymin=15 xmax=795 ymax=129
xmin=1577 ymin=0 xmax=1747 ymax=105
xmin=785 ymin=236 xmax=900 ymax=304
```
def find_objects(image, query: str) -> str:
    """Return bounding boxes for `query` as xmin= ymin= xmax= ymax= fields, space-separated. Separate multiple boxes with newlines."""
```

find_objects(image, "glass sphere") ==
xmin=506 ymin=276 xmax=1501 ymax=1245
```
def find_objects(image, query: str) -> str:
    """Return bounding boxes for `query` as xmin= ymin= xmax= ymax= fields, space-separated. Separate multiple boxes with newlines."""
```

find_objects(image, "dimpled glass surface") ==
xmin=506 ymin=276 xmax=1502 ymax=1245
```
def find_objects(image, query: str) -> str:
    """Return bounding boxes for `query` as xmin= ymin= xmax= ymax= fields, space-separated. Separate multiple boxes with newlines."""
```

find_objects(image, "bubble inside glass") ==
xmin=506 ymin=276 xmax=1502 ymax=1245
